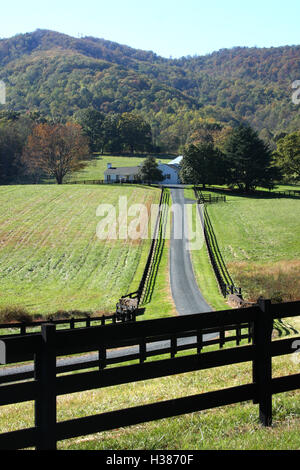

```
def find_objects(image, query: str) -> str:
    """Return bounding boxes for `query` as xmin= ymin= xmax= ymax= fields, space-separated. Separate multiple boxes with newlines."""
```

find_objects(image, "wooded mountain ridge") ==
xmin=1 ymin=29 xmax=300 ymax=152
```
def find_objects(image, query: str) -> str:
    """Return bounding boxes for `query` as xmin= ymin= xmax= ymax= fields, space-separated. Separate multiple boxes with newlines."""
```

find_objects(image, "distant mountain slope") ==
xmin=0 ymin=29 xmax=300 ymax=151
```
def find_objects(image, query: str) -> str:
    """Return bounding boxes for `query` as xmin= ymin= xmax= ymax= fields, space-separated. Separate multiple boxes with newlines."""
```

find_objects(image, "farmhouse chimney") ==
xmin=107 ymin=163 xmax=112 ymax=169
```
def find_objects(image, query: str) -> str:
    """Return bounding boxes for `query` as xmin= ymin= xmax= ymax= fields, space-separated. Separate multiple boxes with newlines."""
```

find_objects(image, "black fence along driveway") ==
xmin=169 ymin=187 xmax=212 ymax=316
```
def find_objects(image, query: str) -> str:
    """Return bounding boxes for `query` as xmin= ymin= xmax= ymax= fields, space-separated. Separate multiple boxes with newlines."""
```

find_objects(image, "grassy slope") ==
xmin=0 ymin=184 xmax=173 ymax=318
xmin=204 ymin=190 xmax=300 ymax=303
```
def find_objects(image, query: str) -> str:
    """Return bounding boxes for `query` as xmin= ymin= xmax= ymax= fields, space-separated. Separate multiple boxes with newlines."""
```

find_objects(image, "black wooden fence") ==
xmin=193 ymin=187 xmax=242 ymax=298
xmin=194 ymin=187 xmax=226 ymax=204
xmin=119 ymin=187 xmax=167 ymax=307
xmin=137 ymin=188 xmax=169 ymax=305
xmin=0 ymin=299 xmax=299 ymax=450
xmin=65 ymin=179 xmax=142 ymax=185
xmin=255 ymin=188 xmax=300 ymax=198
xmin=196 ymin=185 xmax=300 ymax=200
xmin=0 ymin=312 xmax=134 ymax=338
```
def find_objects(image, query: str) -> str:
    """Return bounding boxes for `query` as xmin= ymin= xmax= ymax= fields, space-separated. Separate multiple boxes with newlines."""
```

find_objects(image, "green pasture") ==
xmin=0 ymin=184 xmax=173 ymax=318
xmin=203 ymin=190 xmax=300 ymax=302
xmin=184 ymin=185 xmax=300 ymax=304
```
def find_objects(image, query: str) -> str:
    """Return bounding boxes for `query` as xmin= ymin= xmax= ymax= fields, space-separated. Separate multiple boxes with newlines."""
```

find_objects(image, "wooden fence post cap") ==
xmin=257 ymin=298 xmax=272 ymax=311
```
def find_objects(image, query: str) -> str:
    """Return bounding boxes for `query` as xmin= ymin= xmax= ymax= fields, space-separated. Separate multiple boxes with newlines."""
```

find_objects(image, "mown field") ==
xmin=203 ymin=190 xmax=300 ymax=303
xmin=0 ymin=184 xmax=174 ymax=319
xmin=65 ymin=154 xmax=172 ymax=182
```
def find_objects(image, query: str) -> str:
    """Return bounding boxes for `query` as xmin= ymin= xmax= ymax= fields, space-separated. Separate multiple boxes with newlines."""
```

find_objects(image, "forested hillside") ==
xmin=1 ymin=29 xmax=300 ymax=152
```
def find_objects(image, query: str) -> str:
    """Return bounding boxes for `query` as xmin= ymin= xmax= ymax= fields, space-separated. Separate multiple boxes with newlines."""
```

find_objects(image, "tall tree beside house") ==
xmin=223 ymin=124 xmax=279 ymax=191
xmin=138 ymin=155 xmax=164 ymax=183
xmin=22 ymin=122 xmax=90 ymax=184
xmin=180 ymin=142 xmax=227 ymax=187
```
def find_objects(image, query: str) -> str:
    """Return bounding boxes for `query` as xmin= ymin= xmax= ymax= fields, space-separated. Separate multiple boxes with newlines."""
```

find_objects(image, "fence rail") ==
xmin=198 ymin=185 xmax=300 ymax=200
xmin=194 ymin=187 xmax=226 ymax=204
xmin=257 ymin=188 xmax=300 ymax=198
xmin=117 ymin=187 xmax=167 ymax=312
xmin=0 ymin=312 xmax=135 ymax=339
xmin=65 ymin=179 xmax=146 ymax=185
xmin=194 ymin=187 xmax=241 ymax=298
xmin=0 ymin=299 xmax=299 ymax=449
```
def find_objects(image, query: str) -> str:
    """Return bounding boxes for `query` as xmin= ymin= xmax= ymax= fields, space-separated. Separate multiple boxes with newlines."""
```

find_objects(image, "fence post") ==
xmin=253 ymin=299 xmax=273 ymax=426
xmin=34 ymin=323 xmax=57 ymax=450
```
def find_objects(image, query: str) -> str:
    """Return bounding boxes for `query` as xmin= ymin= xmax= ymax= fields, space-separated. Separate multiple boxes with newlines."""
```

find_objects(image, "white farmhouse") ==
xmin=104 ymin=156 xmax=183 ymax=184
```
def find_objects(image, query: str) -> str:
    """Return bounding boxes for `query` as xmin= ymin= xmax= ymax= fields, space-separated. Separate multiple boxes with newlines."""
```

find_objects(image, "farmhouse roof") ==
xmin=168 ymin=156 xmax=183 ymax=166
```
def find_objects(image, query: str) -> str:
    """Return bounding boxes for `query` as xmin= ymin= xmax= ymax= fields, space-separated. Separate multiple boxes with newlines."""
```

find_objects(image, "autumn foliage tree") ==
xmin=23 ymin=122 xmax=90 ymax=184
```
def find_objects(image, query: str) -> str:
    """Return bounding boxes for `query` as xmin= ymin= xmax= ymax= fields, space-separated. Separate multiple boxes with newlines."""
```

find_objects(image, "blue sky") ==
xmin=1 ymin=0 xmax=300 ymax=58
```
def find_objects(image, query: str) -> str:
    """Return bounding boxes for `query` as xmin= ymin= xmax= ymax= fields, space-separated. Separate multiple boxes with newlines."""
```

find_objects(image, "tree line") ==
xmin=0 ymin=107 xmax=299 ymax=187
xmin=180 ymin=123 xmax=300 ymax=191
xmin=74 ymin=109 xmax=154 ymax=154
xmin=0 ymin=110 xmax=154 ymax=184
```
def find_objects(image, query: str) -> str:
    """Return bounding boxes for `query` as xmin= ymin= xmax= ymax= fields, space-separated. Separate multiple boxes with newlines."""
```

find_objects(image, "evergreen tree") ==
xmin=223 ymin=124 xmax=279 ymax=191
xmin=138 ymin=156 xmax=163 ymax=183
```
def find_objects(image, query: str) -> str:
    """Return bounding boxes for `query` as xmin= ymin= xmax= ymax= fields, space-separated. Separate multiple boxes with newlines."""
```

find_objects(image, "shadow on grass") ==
xmin=140 ymin=191 xmax=170 ymax=306
xmin=203 ymin=186 xmax=300 ymax=201
xmin=273 ymin=318 xmax=299 ymax=337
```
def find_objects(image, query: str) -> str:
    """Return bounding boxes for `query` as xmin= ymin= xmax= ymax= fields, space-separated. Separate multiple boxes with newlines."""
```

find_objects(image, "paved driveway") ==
xmin=169 ymin=187 xmax=212 ymax=315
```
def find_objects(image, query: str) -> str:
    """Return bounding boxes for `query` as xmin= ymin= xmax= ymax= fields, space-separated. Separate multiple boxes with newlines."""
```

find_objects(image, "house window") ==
xmin=107 ymin=175 xmax=111 ymax=181
xmin=165 ymin=174 xmax=171 ymax=179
